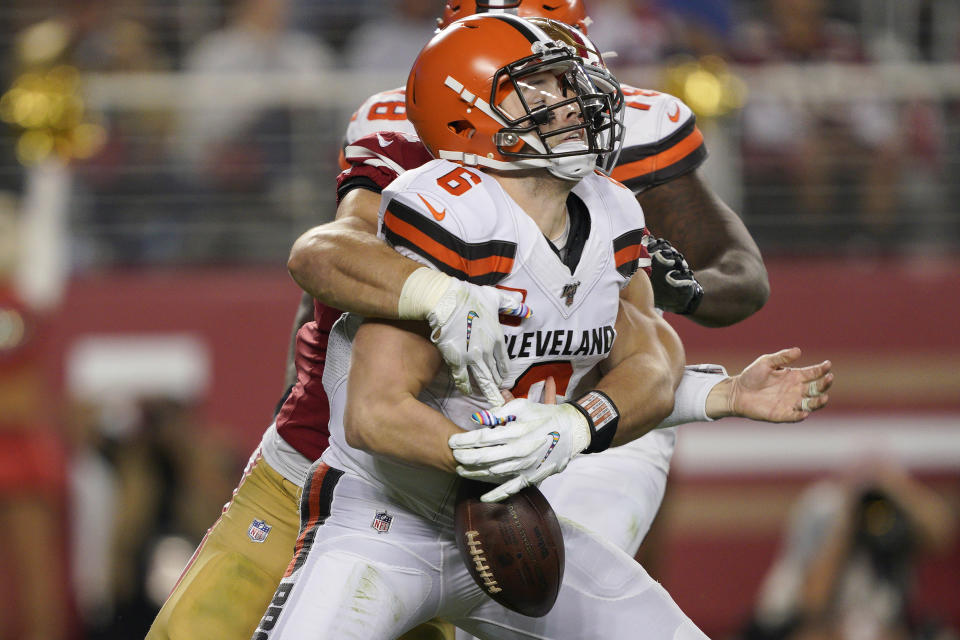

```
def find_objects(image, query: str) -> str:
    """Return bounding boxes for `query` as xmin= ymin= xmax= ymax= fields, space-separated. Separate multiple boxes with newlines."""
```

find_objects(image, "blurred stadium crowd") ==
xmin=0 ymin=1 xmax=958 ymax=639
xmin=0 ymin=0 xmax=958 ymax=267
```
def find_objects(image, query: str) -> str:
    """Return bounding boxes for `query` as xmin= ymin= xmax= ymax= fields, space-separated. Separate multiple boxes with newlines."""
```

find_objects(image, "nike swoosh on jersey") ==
xmin=376 ymin=132 xmax=393 ymax=147
xmin=418 ymin=194 xmax=446 ymax=221
xmin=667 ymin=103 xmax=681 ymax=122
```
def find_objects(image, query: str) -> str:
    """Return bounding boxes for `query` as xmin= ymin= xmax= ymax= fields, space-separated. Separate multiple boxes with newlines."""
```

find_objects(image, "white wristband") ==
xmin=657 ymin=364 xmax=728 ymax=429
xmin=397 ymin=267 xmax=452 ymax=320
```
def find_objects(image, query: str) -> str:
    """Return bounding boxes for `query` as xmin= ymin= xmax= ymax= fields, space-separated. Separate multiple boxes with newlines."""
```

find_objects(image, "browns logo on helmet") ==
xmin=406 ymin=14 xmax=622 ymax=181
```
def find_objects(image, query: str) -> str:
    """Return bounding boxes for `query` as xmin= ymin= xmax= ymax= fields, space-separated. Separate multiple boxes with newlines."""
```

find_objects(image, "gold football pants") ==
xmin=146 ymin=454 xmax=453 ymax=640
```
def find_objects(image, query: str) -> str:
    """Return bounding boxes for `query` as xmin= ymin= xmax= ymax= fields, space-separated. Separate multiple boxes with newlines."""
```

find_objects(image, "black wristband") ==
xmin=567 ymin=390 xmax=620 ymax=453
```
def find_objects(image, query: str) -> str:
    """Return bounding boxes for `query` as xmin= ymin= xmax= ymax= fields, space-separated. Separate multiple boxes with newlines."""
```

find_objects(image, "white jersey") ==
xmin=343 ymin=86 xmax=417 ymax=144
xmin=611 ymin=85 xmax=706 ymax=192
xmin=322 ymin=160 xmax=649 ymax=524
xmin=343 ymin=83 xmax=707 ymax=194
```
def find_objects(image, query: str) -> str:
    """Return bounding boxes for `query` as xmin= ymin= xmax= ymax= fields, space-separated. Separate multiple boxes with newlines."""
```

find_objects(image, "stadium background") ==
xmin=0 ymin=0 xmax=957 ymax=638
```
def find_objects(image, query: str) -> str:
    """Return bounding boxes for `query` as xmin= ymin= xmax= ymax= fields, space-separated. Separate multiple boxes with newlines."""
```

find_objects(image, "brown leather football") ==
xmin=453 ymin=479 xmax=564 ymax=617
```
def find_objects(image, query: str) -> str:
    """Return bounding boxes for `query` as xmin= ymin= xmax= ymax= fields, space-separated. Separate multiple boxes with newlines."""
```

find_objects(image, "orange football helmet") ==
xmin=437 ymin=0 xmax=590 ymax=35
xmin=406 ymin=14 xmax=622 ymax=181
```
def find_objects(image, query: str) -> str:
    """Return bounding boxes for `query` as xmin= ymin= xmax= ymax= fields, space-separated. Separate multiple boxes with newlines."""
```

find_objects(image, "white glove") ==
xmin=449 ymin=398 xmax=591 ymax=502
xmin=400 ymin=268 xmax=531 ymax=407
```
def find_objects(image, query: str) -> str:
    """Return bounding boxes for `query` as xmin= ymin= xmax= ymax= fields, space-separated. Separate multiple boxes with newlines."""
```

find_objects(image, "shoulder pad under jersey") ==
xmin=610 ymin=86 xmax=708 ymax=194
xmin=378 ymin=160 xmax=518 ymax=286
xmin=575 ymin=173 xmax=651 ymax=283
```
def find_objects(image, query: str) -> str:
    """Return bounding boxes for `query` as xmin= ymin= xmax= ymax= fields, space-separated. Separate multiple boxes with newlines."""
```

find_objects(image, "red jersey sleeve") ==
xmin=335 ymin=131 xmax=434 ymax=204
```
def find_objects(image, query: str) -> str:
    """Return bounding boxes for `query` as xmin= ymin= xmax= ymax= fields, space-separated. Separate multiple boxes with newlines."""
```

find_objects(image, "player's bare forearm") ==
xmin=596 ymin=276 xmax=685 ymax=444
xmin=287 ymin=188 xmax=421 ymax=318
xmin=638 ymin=171 xmax=769 ymax=326
xmin=345 ymin=319 xmax=462 ymax=472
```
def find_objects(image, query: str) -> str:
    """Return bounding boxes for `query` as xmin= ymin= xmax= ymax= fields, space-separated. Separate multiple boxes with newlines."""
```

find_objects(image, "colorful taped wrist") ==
xmin=501 ymin=303 xmax=533 ymax=319
xmin=471 ymin=410 xmax=517 ymax=427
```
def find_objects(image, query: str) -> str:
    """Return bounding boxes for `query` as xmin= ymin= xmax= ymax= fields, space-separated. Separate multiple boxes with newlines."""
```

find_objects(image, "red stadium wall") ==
xmin=660 ymin=255 xmax=960 ymax=636
xmin=671 ymin=256 xmax=960 ymax=415
xmin=44 ymin=267 xmax=301 ymax=444
xmin=42 ymin=256 xmax=960 ymax=635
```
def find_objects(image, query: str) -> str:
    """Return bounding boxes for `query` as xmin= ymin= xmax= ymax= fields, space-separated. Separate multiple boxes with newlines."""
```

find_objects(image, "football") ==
xmin=453 ymin=479 xmax=564 ymax=617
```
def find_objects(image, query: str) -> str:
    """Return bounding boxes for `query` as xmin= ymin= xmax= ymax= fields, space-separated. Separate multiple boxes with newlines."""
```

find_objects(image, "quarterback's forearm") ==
xmin=344 ymin=319 xmax=461 ymax=472
xmin=287 ymin=188 xmax=422 ymax=318
xmin=596 ymin=279 xmax=685 ymax=445
xmin=639 ymin=171 xmax=769 ymax=326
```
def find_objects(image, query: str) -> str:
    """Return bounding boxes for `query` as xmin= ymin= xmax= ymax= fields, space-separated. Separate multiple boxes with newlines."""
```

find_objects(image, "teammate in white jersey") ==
xmin=251 ymin=15 xmax=826 ymax=639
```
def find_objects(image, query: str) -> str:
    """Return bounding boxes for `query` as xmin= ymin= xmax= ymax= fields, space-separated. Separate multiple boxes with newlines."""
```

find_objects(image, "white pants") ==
xmin=539 ymin=427 xmax=676 ymax=555
xmin=253 ymin=464 xmax=705 ymax=640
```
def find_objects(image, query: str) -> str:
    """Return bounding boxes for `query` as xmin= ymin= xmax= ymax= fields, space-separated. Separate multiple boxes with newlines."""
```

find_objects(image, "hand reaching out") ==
xmin=724 ymin=347 xmax=833 ymax=422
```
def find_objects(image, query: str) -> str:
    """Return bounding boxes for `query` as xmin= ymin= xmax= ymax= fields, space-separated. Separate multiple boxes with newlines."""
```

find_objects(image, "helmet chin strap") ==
xmin=546 ymin=141 xmax=597 ymax=181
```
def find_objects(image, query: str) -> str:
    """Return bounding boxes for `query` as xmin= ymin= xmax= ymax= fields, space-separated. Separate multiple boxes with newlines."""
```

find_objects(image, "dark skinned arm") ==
xmin=638 ymin=170 xmax=770 ymax=327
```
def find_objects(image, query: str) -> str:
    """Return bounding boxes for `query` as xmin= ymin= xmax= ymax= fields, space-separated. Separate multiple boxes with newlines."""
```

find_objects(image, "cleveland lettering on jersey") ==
xmin=505 ymin=325 xmax=616 ymax=360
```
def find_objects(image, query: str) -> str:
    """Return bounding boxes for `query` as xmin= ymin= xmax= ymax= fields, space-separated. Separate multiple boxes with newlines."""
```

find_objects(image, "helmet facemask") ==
xmin=582 ymin=66 xmax=625 ymax=173
xmin=523 ymin=16 xmax=626 ymax=173
xmin=490 ymin=44 xmax=623 ymax=181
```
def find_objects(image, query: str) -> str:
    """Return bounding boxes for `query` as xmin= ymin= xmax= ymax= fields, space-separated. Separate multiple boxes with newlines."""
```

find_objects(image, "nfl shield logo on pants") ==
xmin=248 ymin=519 xmax=272 ymax=543
xmin=371 ymin=510 xmax=393 ymax=534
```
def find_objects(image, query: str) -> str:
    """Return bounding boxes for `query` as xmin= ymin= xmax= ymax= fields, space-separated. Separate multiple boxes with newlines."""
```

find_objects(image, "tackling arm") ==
xmin=287 ymin=188 xmax=420 ymax=318
xmin=344 ymin=318 xmax=462 ymax=472
xmin=287 ymin=183 xmax=526 ymax=405
xmin=638 ymin=171 xmax=769 ymax=327
xmin=280 ymin=187 xmax=420 ymax=394
xmin=448 ymin=274 xmax=836 ymax=503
